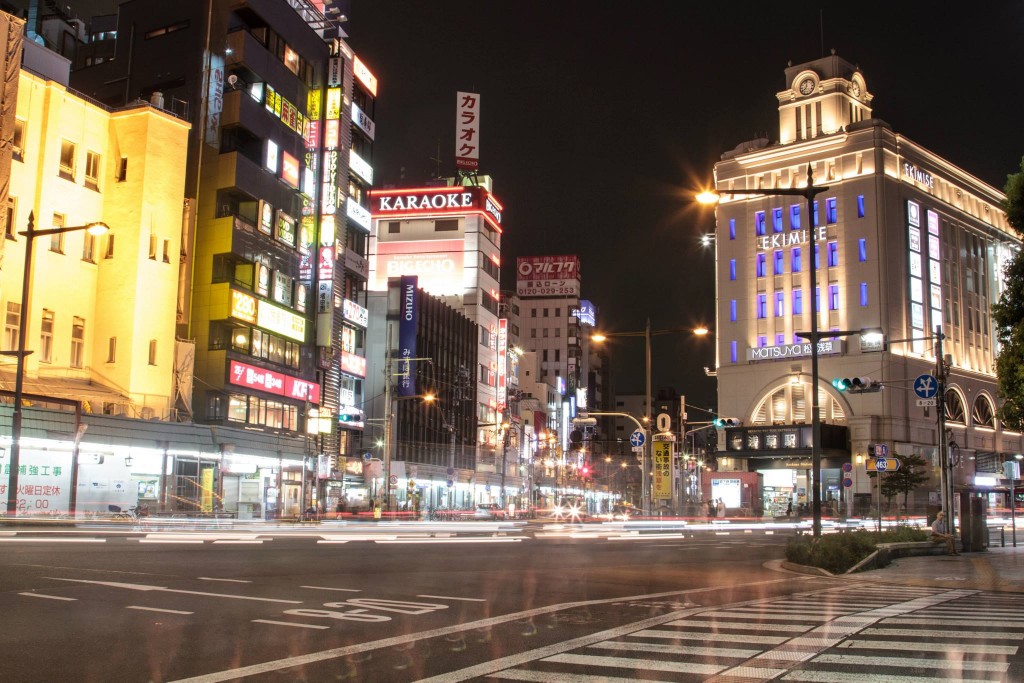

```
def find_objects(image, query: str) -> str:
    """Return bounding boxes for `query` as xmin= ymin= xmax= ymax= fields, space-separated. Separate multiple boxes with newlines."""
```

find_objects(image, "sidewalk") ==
xmin=858 ymin=544 xmax=1024 ymax=593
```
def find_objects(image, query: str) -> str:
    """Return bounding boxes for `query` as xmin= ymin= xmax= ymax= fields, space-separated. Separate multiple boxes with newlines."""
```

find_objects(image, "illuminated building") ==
xmin=708 ymin=54 xmax=1020 ymax=516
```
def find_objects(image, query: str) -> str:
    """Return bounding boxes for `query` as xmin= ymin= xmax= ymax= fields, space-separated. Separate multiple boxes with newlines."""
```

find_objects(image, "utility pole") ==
xmin=935 ymin=325 xmax=951 ymax=535
xmin=382 ymin=324 xmax=394 ymax=512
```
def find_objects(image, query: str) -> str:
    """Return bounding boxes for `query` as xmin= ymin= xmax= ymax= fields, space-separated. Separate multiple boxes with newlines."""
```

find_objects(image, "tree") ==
xmin=993 ymin=157 xmax=1024 ymax=430
xmin=880 ymin=454 xmax=930 ymax=517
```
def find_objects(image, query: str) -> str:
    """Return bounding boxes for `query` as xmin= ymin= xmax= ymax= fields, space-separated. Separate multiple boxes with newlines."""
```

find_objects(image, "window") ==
xmin=827 ymin=241 xmax=838 ymax=267
xmin=388 ymin=221 xmax=400 ymax=234
xmin=776 ymin=334 xmax=785 ymax=346
xmin=149 ymin=339 xmax=158 ymax=365
xmin=860 ymin=283 xmax=869 ymax=307
xmin=5 ymin=197 xmax=14 ymax=240
xmin=755 ymin=211 xmax=766 ymax=236
xmin=555 ymin=349 xmax=561 ymax=362
xmin=815 ymin=287 xmax=820 ymax=313
xmin=116 ymin=156 xmax=127 ymax=182
xmin=530 ymin=329 xmax=536 ymax=338
xmin=542 ymin=349 xmax=548 ymax=362
xmin=758 ymin=335 xmax=768 ymax=347
xmin=50 ymin=213 xmax=65 ymax=253
xmin=773 ymin=250 xmax=784 ymax=275
xmin=555 ymin=308 xmax=561 ymax=317
xmin=59 ymin=140 xmax=76 ymax=180
xmin=82 ymin=231 xmax=97 ymax=262
xmin=4 ymin=302 xmax=20 ymax=350
xmin=729 ymin=259 xmax=736 ymax=280
xmin=40 ymin=310 xmax=54 ymax=363
xmin=85 ymin=151 xmax=100 ymax=190
xmin=70 ymin=317 xmax=85 ymax=368
xmin=12 ymin=119 xmax=24 ymax=160
xmin=792 ymin=247 xmax=802 ymax=273
xmin=543 ymin=308 xmax=549 ymax=317
xmin=790 ymin=204 xmax=801 ymax=229
xmin=825 ymin=198 xmax=837 ymax=224
xmin=163 ymin=239 xmax=171 ymax=263
xmin=756 ymin=253 xmax=766 ymax=277
xmin=730 ymin=341 xmax=737 ymax=363
xmin=542 ymin=328 xmax=548 ymax=337
xmin=729 ymin=219 xmax=736 ymax=240
xmin=730 ymin=299 xmax=737 ymax=322
xmin=530 ymin=308 xmax=536 ymax=318
xmin=814 ymin=244 xmax=820 ymax=270
xmin=434 ymin=219 xmax=458 ymax=231
xmin=858 ymin=238 xmax=867 ymax=262
xmin=775 ymin=291 xmax=784 ymax=317
xmin=149 ymin=232 xmax=158 ymax=259
xmin=104 ymin=234 xmax=115 ymax=258
xmin=813 ymin=200 xmax=819 ymax=227
xmin=555 ymin=328 xmax=560 ymax=337
xmin=829 ymin=285 xmax=839 ymax=310
xmin=857 ymin=195 xmax=866 ymax=218
xmin=757 ymin=294 xmax=767 ymax=319
xmin=107 ymin=337 xmax=116 ymax=363
xmin=772 ymin=207 xmax=783 ymax=233
xmin=793 ymin=289 xmax=803 ymax=315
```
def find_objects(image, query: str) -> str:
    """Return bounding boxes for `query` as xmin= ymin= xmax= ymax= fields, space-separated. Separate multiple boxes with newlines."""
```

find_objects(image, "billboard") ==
xmin=496 ymin=318 xmax=508 ymax=410
xmin=371 ymin=239 xmax=465 ymax=294
xmin=397 ymin=276 xmax=418 ymax=397
xmin=455 ymin=91 xmax=480 ymax=169
xmin=369 ymin=186 xmax=502 ymax=232
xmin=516 ymin=255 xmax=581 ymax=297
xmin=229 ymin=360 xmax=320 ymax=404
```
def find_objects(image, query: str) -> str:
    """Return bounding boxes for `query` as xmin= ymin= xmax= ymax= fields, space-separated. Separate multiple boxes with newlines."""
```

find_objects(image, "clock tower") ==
xmin=777 ymin=52 xmax=873 ymax=144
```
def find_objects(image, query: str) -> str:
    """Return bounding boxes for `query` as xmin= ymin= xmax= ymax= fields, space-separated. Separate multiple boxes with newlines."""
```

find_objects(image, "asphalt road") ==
xmin=1 ymin=528 xmax=1022 ymax=682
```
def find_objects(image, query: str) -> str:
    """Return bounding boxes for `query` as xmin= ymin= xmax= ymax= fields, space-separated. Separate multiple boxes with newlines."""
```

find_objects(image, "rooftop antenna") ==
xmin=429 ymin=139 xmax=442 ymax=179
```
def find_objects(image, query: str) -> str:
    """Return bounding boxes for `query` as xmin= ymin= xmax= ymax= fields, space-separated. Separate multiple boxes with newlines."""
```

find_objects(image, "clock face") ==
xmin=799 ymin=78 xmax=815 ymax=95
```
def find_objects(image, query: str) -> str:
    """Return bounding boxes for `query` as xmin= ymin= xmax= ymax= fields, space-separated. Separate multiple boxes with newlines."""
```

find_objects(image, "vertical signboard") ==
xmin=497 ymin=318 xmax=508 ymax=410
xmin=652 ymin=440 xmax=673 ymax=500
xmin=204 ymin=52 xmax=224 ymax=149
xmin=398 ymin=276 xmax=418 ymax=397
xmin=0 ymin=10 xmax=23 ymax=266
xmin=455 ymin=91 xmax=480 ymax=169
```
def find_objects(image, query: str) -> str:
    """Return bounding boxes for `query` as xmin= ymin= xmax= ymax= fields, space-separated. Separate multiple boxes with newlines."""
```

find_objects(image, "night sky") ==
xmin=61 ymin=1 xmax=1024 ymax=416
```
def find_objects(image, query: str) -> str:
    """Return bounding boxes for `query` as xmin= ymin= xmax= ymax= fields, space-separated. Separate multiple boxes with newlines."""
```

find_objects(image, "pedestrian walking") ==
xmin=716 ymin=498 xmax=726 ymax=518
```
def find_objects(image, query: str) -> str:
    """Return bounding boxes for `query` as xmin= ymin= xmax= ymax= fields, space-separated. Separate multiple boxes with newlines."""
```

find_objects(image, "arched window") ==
xmin=751 ymin=381 xmax=847 ymax=426
xmin=972 ymin=394 xmax=995 ymax=428
xmin=945 ymin=389 xmax=966 ymax=424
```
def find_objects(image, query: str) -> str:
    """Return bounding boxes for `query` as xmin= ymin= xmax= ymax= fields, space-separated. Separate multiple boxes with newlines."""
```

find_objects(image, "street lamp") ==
xmin=697 ymin=164 xmax=830 ymax=536
xmin=4 ymin=212 xmax=109 ymax=516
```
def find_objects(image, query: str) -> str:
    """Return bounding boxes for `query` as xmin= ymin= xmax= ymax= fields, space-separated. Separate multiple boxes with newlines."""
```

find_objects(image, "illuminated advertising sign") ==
xmin=349 ymin=149 xmax=373 ymax=184
xmin=322 ymin=149 xmax=339 ymax=215
xmin=324 ymin=119 xmax=339 ymax=150
xmin=398 ymin=275 xmax=418 ymax=397
xmin=573 ymin=300 xmax=596 ymax=326
xmin=229 ymin=360 xmax=320 ymax=404
xmin=653 ymin=440 xmax=672 ymax=499
xmin=231 ymin=290 xmax=257 ymax=324
xmin=205 ymin=52 xmax=224 ymax=147
xmin=746 ymin=340 xmax=843 ymax=361
xmin=281 ymin=151 xmax=299 ymax=189
xmin=347 ymin=198 xmax=372 ymax=232
xmin=341 ymin=351 xmax=367 ymax=378
xmin=370 ymin=186 xmax=503 ymax=233
xmin=757 ymin=226 xmax=826 ymax=252
xmin=497 ymin=318 xmax=508 ymax=409
xmin=327 ymin=56 xmax=343 ymax=87
xmin=351 ymin=102 xmax=375 ymax=140
xmin=903 ymin=162 xmax=935 ymax=189
xmin=370 ymin=239 xmax=465 ymax=294
xmin=516 ymin=255 xmax=581 ymax=297
xmin=354 ymin=56 xmax=378 ymax=96
xmin=455 ymin=91 xmax=480 ymax=169
xmin=257 ymin=299 xmax=306 ymax=342
xmin=318 ymin=246 xmax=334 ymax=281
xmin=265 ymin=139 xmax=278 ymax=173
xmin=343 ymin=299 xmax=369 ymax=328
xmin=325 ymin=87 xmax=342 ymax=120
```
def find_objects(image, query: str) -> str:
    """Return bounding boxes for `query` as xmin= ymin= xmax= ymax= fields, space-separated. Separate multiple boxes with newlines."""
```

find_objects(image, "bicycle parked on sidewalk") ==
xmin=108 ymin=504 xmax=149 ymax=521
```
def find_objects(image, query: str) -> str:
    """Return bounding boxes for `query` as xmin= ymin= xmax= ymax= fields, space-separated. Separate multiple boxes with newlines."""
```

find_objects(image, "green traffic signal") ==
xmin=832 ymin=378 xmax=851 ymax=391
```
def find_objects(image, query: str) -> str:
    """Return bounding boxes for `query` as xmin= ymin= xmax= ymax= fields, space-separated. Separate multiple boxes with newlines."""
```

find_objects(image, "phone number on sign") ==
xmin=518 ymin=287 xmax=578 ymax=296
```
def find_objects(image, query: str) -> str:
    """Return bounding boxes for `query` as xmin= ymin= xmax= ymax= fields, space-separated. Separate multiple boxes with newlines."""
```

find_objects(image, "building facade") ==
xmin=710 ymin=54 xmax=1020 ymax=518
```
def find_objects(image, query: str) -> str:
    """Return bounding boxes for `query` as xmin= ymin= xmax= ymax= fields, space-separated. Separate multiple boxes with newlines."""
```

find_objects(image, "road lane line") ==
xmin=0 ymin=538 xmax=105 ymax=543
xmin=167 ymin=577 xmax=804 ymax=683
xmin=137 ymin=539 xmax=205 ymax=544
xmin=376 ymin=538 xmax=523 ymax=544
xmin=212 ymin=540 xmax=263 ymax=544
xmin=127 ymin=606 xmax=193 ymax=615
xmin=252 ymin=619 xmax=330 ymax=630
xmin=45 ymin=577 xmax=302 ymax=603
xmin=417 ymin=594 xmax=486 ymax=602
xmin=300 ymin=585 xmax=361 ymax=592
xmin=18 ymin=592 xmax=76 ymax=601
xmin=198 ymin=577 xmax=252 ymax=583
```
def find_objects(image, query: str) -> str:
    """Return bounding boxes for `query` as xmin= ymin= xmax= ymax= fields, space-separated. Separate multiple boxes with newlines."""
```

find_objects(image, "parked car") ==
xmin=473 ymin=503 xmax=505 ymax=520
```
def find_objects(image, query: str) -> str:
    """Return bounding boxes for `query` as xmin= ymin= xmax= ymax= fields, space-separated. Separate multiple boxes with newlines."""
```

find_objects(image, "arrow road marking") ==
xmin=44 ymin=578 xmax=302 ymax=604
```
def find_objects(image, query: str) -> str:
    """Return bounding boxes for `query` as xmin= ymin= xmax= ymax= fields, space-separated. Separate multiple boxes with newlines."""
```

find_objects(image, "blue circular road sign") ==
xmin=914 ymin=374 xmax=938 ymax=399
xmin=630 ymin=430 xmax=646 ymax=447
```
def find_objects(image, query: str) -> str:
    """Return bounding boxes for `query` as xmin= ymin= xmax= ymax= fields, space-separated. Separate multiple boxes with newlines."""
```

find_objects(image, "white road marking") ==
xmin=630 ymin=628 xmax=788 ymax=645
xmin=783 ymin=672 xmax=993 ymax=683
xmin=376 ymin=538 xmax=523 ymax=544
xmin=668 ymin=619 xmax=809 ymax=632
xmin=137 ymin=539 xmax=205 ymax=544
xmin=300 ymin=585 xmax=361 ymax=592
xmin=489 ymin=670 xmax=646 ymax=683
xmin=315 ymin=540 xmax=350 ymax=544
xmin=885 ymin=616 xmax=1024 ymax=627
xmin=606 ymin=533 xmax=684 ymax=540
xmin=45 ymin=577 xmax=301 ymax=603
xmin=589 ymin=640 xmax=759 ymax=658
xmin=813 ymin=653 xmax=1008 ymax=673
xmin=860 ymin=626 xmax=1024 ymax=639
xmin=211 ymin=540 xmax=263 ymax=544
xmin=543 ymin=653 xmax=723 ymax=676
xmin=838 ymin=639 xmax=1018 ymax=655
xmin=417 ymin=594 xmax=486 ymax=602
xmin=198 ymin=577 xmax=251 ymax=583
xmin=696 ymin=611 xmax=827 ymax=621
xmin=18 ymin=592 xmax=76 ymax=601
xmin=252 ymin=619 xmax=330 ymax=630
xmin=0 ymin=538 xmax=105 ymax=543
xmin=127 ymin=606 xmax=193 ymax=615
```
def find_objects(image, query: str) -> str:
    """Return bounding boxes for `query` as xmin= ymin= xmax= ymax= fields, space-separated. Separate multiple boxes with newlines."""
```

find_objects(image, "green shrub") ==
xmin=785 ymin=527 xmax=929 ymax=574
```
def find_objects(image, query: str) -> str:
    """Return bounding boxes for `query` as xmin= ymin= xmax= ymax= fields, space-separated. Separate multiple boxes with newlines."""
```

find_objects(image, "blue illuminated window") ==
xmin=792 ymin=247 xmax=802 ymax=273
xmin=730 ymin=259 xmax=737 ymax=280
xmin=757 ymin=294 xmax=767 ymax=319
xmin=858 ymin=238 xmax=867 ymax=262
xmin=758 ymin=335 xmax=768 ymax=347
xmin=790 ymin=205 xmax=801 ymax=229
xmin=815 ymin=287 xmax=820 ymax=312
xmin=730 ymin=300 xmax=737 ymax=322
xmin=730 ymin=341 xmax=737 ymax=363
xmin=860 ymin=283 xmax=868 ymax=307
xmin=774 ymin=250 xmax=784 ymax=275
xmin=827 ymin=241 xmax=838 ymax=267
xmin=814 ymin=244 xmax=820 ymax=269
xmin=829 ymin=284 xmax=839 ymax=310
xmin=793 ymin=289 xmax=803 ymax=315
xmin=755 ymin=211 xmax=766 ymax=236
xmin=826 ymin=198 xmax=837 ymax=224
xmin=857 ymin=195 xmax=865 ymax=218
xmin=775 ymin=291 xmax=784 ymax=317
xmin=776 ymin=333 xmax=785 ymax=346
xmin=773 ymin=208 xmax=783 ymax=233
xmin=813 ymin=200 xmax=819 ymax=227
xmin=756 ymin=253 xmax=766 ymax=277
xmin=729 ymin=218 xmax=736 ymax=240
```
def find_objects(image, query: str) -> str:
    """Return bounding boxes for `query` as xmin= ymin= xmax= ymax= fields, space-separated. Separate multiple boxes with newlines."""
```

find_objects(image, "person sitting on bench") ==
xmin=931 ymin=511 xmax=958 ymax=555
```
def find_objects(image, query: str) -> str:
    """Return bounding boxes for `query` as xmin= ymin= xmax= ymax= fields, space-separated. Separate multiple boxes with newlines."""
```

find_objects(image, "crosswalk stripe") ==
xmin=589 ymin=640 xmax=760 ymax=658
xmin=919 ymin=609 xmax=1024 ymax=618
xmin=542 ymin=653 xmax=723 ymax=676
xmin=489 ymin=670 xmax=647 ymax=683
xmin=725 ymin=607 xmax=859 ymax=615
xmin=782 ymin=671 xmax=994 ymax=683
xmin=884 ymin=617 xmax=1024 ymax=627
xmin=630 ymin=629 xmax=789 ymax=645
xmin=667 ymin=619 xmax=811 ymax=632
xmin=813 ymin=653 xmax=1009 ymax=673
xmin=860 ymin=626 xmax=1024 ymax=639
xmin=838 ymin=639 xmax=1017 ymax=655
xmin=696 ymin=611 xmax=828 ymax=621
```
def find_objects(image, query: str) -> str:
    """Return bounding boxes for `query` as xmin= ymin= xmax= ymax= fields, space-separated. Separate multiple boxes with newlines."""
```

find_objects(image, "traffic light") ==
xmin=832 ymin=377 xmax=881 ymax=393
xmin=569 ymin=429 xmax=583 ymax=445
xmin=580 ymin=464 xmax=591 ymax=477
xmin=713 ymin=417 xmax=742 ymax=428
xmin=338 ymin=408 xmax=365 ymax=425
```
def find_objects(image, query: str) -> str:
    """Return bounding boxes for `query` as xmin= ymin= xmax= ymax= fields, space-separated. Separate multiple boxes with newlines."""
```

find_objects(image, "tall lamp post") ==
xmin=4 ymin=212 xmax=110 ymax=516
xmin=698 ymin=165 xmax=830 ymax=536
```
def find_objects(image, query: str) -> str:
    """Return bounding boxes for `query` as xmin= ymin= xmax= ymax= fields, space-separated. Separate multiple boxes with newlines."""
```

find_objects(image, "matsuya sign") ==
xmin=746 ymin=339 xmax=844 ymax=362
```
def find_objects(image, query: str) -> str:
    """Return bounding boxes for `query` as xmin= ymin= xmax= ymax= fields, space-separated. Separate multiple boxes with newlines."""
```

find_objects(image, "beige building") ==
xmin=709 ymin=54 xmax=1020 ymax=517
xmin=1 ymin=67 xmax=190 ymax=418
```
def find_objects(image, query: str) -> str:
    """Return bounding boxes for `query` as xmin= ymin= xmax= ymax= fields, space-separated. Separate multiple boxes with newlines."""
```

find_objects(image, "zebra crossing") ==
xmin=485 ymin=585 xmax=1024 ymax=682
